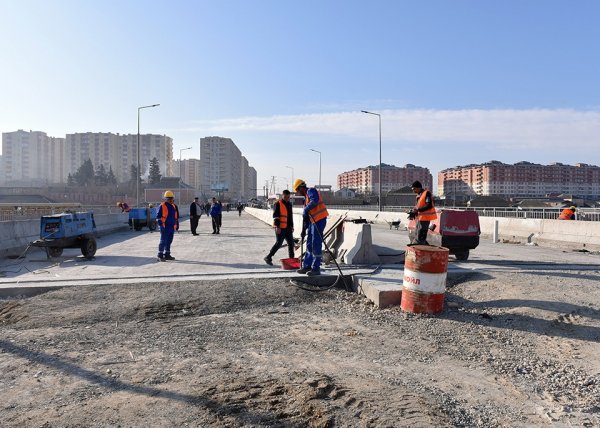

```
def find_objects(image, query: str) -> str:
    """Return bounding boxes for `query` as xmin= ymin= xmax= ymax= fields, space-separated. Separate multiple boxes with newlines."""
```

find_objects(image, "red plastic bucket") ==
xmin=280 ymin=258 xmax=300 ymax=270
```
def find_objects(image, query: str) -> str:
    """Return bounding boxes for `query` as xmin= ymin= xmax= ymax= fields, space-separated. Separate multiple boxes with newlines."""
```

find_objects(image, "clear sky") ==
xmin=1 ymin=0 xmax=599 ymax=193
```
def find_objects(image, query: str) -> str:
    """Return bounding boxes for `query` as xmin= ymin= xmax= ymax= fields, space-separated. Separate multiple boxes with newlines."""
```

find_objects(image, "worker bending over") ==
xmin=117 ymin=201 xmax=131 ymax=213
xmin=294 ymin=179 xmax=328 ymax=276
xmin=409 ymin=180 xmax=437 ymax=245
xmin=558 ymin=206 xmax=577 ymax=220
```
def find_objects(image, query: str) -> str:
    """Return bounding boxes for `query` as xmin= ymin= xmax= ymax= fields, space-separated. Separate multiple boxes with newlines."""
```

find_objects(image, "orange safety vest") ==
xmin=416 ymin=190 xmax=437 ymax=221
xmin=558 ymin=208 xmax=574 ymax=220
xmin=159 ymin=202 xmax=179 ymax=229
xmin=305 ymin=190 xmax=328 ymax=223
xmin=274 ymin=200 xmax=289 ymax=229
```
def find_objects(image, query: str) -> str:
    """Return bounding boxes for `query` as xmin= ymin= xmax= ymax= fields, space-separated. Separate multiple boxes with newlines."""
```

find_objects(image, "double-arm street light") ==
xmin=361 ymin=110 xmax=382 ymax=211
xmin=137 ymin=103 xmax=160 ymax=207
xmin=179 ymin=146 xmax=192 ymax=206
xmin=309 ymin=149 xmax=322 ymax=188
xmin=285 ymin=165 xmax=294 ymax=189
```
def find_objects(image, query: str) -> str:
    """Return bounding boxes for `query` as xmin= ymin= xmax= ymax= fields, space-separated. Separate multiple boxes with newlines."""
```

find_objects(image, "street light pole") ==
xmin=137 ymin=103 xmax=160 ymax=207
xmin=179 ymin=146 xmax=192 ymax=207
xmin=361 ymin=110 xmax=382 ymax=212
xmin=285 ymin=165 xmax=294 ymax=189
xmin=309 ymin=149 xmax=322 ymax=188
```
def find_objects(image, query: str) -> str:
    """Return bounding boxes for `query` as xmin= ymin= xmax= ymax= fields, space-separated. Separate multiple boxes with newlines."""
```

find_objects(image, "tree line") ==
xmin=67 ymin=158 xmax=162 ymax=187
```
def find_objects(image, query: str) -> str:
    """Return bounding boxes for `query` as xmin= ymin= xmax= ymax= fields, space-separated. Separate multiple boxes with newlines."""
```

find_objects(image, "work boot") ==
xmin=157 ymin=254 xmax=165 ymax=262
xmin=306 ymin=269 xmax=321 ymax=276
xmin=296 ymin=267 xmax=311 ymax=274
xmin=164 ymin=255 xmax=175 ymax=261
xmin=264 ymin=256 xmax=273 ymax=266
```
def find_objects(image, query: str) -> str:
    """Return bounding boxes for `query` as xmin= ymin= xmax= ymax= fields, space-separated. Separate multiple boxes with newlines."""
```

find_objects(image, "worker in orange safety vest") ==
xmin=558 ymin=206 xmax=576 ymax=220
xmin=264 ymin=189 xmax=295 ymax=266
xmin=409 ymin=180 xmax=437 ymax=245
xmin=156 ymin=190 xmax=179 ymax=261
xmin=293 ymin=179 xmax=328 ymax=276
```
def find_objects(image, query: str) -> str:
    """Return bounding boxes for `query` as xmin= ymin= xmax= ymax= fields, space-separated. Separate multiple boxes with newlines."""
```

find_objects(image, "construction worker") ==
xmin=117 ymin=201 xmax=131 ymax=213
xmin=409 ymin=180 xmax=437 ymax=245
xmin=189 ymin=197 xmax=201 ymax=235
xmin=293 ymin=179 xmax=328 ymax=276
xmin=558 ymin=206 xmax=577 ymax=220
xmin=264 ymin=190 xmax=295 ymax=265
xmin=156 ymin=190 xmax=179 ymax=261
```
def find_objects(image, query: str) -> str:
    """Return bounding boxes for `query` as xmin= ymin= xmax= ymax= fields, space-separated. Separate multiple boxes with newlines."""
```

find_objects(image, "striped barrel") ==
xmin=401 ymin=245 xmax=449 ymax=314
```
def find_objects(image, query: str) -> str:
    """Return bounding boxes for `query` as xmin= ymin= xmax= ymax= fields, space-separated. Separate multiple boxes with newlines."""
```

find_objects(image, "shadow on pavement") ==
xmin=443 ymin=295 xmax=600 ymax=343
xmin=0 ymin=339 xmax=287 ymax=425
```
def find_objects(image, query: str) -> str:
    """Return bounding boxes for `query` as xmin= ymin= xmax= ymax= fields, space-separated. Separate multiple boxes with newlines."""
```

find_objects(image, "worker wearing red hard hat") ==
xmin=293 ymin=178 xmax=328 ymax=276
xmin=156 ymin=190 xmax=179 ymax=261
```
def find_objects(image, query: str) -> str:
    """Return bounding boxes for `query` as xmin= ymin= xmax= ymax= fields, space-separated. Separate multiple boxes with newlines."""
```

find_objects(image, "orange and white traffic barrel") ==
xmin=401 ymin=245 xmax=449 ymax=314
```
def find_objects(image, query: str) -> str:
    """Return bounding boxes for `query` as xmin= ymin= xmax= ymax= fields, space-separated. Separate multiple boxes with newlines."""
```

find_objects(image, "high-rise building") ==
xmin=66 ymin=132 xmax=173 ymax=183
xmin=438 ymin=161 xmax=600 ymax=199
xmin=337 ymin=163 xmax=433 ymax=194
xmin=173 ymin=158 xmax=202 ymax=191
xmin=200 ymin=136 xmax=257 ymax=200
xmin=1 ymin=130 xmax=65 ymax=185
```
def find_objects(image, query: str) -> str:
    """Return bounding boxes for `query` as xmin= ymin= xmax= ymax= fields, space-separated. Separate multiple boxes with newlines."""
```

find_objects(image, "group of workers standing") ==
xmin=133 ymin=177 xmax=576 ymax=267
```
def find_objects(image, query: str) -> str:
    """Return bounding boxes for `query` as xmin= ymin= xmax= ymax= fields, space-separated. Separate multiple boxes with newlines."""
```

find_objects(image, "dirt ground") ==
xmin=1 ymin=262 xmax=600 ymax=427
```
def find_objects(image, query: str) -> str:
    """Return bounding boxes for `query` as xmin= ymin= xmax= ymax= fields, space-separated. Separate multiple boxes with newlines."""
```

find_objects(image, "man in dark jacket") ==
xmin=264 ymin=190 xmax=295 ymax=265
xmin=209 ymin=197 xmax=222 ymax=234
xmin=189 ymin=197 xmax=201 ymax=235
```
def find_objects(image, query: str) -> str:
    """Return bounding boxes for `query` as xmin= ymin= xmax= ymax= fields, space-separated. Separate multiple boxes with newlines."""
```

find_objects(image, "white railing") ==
xmin=326 ymin=205 xmax=600 ymax=221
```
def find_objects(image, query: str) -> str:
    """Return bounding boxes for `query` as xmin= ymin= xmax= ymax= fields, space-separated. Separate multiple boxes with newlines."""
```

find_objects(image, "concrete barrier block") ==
xmin=337 ymin=223 xmax=380 ymax=265
xmin=353 ymin=275 xmax=402 ymax=308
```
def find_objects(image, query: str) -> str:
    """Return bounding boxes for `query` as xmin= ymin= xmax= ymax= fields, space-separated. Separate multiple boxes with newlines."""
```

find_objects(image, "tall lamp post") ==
xmin=361 ymin=110 xmax=382 ymax=211
xmin=137 ymin=103 xmax=160 ymax=207
xmin=179 ymin=146 xmax=192 ymax=207
xmin=285 ymin=165 xmax=294 ymax=189
xmin=309 ymin=149 xmax=322 ymax=188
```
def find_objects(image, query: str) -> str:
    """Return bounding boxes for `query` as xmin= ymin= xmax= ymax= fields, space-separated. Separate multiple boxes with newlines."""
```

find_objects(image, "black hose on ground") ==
xmin=289 ymin=214 xmax=352 ymax=292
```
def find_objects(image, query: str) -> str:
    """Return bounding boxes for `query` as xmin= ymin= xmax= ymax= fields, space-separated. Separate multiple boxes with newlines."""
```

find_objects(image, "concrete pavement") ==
xmin=0 ymin=211 xmax=598 ymax=302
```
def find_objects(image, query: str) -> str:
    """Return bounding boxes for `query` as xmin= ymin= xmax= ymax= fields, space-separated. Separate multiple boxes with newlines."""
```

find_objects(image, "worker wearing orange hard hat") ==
xmin=293 ymin=178 xmax=328 ymax=276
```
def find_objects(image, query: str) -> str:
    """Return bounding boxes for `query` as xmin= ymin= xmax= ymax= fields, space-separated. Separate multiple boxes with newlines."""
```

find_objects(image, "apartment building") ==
xmin=173 ymin=158 xmax=202 ymax=190
xmin=200 ymin=136 xmax=257 ymax=200
xmin=438 ymin=161 xmax=600 ymax=199
xmin=1 ymin=130 xmax=65 ymax=185
xmin=1 ymin=130 xmax=174 ymax=186
xmin=337 ymin=163 xmax=433 ymax=194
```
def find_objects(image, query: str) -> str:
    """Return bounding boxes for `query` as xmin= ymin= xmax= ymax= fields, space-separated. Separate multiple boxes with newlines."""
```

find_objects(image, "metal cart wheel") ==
xmin=47 ymin=247 xmax=63 ymax=258
xmin=81 ymin=237 xmax=97 ymax=259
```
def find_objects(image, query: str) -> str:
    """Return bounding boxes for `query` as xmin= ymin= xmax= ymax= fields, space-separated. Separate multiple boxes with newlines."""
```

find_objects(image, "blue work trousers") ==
xmin=158 ymin=227 xmax=175 ymax=256
xmin=303 ymin=218 xmax=326 ymax=271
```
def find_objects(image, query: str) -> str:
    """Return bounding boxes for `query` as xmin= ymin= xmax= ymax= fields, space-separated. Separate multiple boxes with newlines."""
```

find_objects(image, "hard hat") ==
xmin=570 ymin=206 xmax=577 ymax=210
xmin=293 ymin=179 xmax=307 ymax=192
xmin=116 ymin=201 xmax=122 ymax=207
xmin=164 ymin=190 xmax=174 ymax=198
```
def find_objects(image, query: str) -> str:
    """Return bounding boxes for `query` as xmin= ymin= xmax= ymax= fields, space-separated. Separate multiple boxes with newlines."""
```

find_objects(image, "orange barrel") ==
xmin=401 ymin=245 xmax=449 ymax=314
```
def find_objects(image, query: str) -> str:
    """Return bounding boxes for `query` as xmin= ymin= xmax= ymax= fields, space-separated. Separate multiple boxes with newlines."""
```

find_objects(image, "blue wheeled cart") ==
xmin=32 ymin=211 xmax=97 ymax=259
xmin=128 ymin=207 xmax=158 ymax=231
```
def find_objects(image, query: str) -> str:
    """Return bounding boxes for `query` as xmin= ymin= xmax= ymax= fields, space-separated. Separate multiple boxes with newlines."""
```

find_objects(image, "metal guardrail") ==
xmin=326 ymin=205 xmax=600 ymax=221
xmin=3 ymin=203 xmax=598 ymax=222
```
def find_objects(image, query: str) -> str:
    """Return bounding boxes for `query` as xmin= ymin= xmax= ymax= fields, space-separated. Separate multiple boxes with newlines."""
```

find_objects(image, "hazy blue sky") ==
xmin=1 ymin=0 xmax=599 ymax=192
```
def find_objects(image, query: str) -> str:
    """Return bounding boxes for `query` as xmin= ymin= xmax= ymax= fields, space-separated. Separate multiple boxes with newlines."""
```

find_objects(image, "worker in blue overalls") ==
xmin=156 ymin=190 xmax=179 ymax=261
xmin=293 ymin=179 xmax=328 ymax=276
